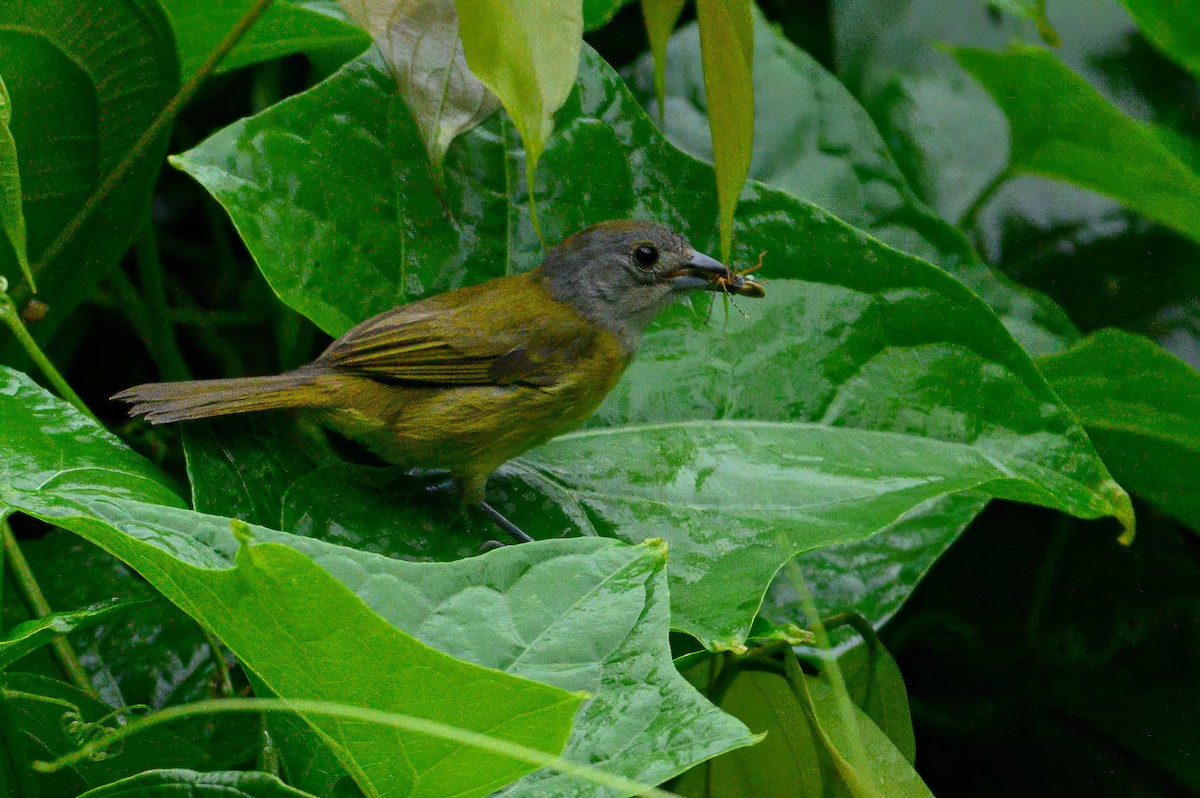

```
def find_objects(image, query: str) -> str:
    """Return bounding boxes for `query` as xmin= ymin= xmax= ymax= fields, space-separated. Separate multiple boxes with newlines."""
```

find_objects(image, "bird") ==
xmin=114 ymin=220 xmax=765 ymax=542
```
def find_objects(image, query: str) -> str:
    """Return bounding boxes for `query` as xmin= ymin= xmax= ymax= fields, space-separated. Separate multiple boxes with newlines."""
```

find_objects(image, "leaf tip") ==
xmin=230 ymin=518 xmax=256 ymax=549
xmin=640 ymin=537 xmax=669 ymax=560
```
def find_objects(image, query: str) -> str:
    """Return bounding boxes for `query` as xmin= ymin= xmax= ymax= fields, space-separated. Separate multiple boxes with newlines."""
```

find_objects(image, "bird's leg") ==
xmin=479 ymin=502 xmax=535 ymax=544
xmin=458 ymin=474 xmax=536 ymax=547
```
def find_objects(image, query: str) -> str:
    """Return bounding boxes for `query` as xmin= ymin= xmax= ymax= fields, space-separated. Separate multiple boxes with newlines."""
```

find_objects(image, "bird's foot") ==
xmin=479 ymin=501 xmax=535 ymax=545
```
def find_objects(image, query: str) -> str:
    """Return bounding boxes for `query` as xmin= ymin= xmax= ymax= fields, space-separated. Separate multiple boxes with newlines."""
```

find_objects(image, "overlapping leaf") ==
xmin=175 ymin=46 xmax=1131 ymax=647
xmin=1 ymin=366 xmax=755 ymax=796
xmin=1120 ymin=0 xmax=1200 ymax=75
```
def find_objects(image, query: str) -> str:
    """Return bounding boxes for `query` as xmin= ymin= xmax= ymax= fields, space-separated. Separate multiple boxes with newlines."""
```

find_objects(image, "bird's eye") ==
xmin=634 ymin=244 xmax=659 ymax=268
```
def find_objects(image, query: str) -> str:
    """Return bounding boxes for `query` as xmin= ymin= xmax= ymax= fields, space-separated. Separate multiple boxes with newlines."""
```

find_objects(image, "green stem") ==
xmin=31 ymin=696 xmax=676 ymax=797
xmin=10 ymin=0 xmax=278 ymax=305
xmin=1 ymin=522 xmax=97 ymax=697
xmin=956 ymin=166 xmax=1014 ymax=234
xmin=0 ymin=281 xmax=97 ymax=423
xmin=782 ymin=560 xmax=868 ymax=771
xmin=134 ymin=219 xmax=192 ymax=380
xmin=201 ymin=627 xmax=235 ymax=698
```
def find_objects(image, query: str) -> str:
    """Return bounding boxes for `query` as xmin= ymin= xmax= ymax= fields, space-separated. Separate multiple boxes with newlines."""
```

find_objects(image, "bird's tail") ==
xmin=113 ymin=370 xmax=334 ymax=424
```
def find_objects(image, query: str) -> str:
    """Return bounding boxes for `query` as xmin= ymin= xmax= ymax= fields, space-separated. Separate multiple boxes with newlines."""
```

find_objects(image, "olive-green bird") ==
xmin=115 ymin=220 xmax=764 ymax=541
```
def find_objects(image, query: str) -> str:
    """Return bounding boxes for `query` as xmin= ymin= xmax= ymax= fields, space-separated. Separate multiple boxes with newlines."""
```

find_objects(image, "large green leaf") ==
xmin=2 ymin=366 xmax=756 ymax=796
xmin=626 ymin=10 xmax=1077 ymax=355
xmin=174 ymin=47 xmax=1132 ymax=646
xmin=163 ymin=0 xmax=369 ymax=80
xmin=0 ymin=0 xmax=179 ymax=334
xmin=953 ymin=45 xmax=1200 ymax=244
xmin=1038 ymin=329 xmax=1200 ymax=532
xmin=1120 ymin=0 xmax=1200 ymax=75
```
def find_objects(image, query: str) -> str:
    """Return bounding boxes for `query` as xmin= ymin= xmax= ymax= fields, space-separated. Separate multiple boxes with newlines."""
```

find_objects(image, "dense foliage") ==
xmin=0 ymin=1 xmax=1197 ymax=796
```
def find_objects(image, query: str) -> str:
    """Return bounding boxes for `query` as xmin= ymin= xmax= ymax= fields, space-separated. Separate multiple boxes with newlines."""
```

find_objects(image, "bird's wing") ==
xmin=317 ymin=277 xmax=590 ymax=387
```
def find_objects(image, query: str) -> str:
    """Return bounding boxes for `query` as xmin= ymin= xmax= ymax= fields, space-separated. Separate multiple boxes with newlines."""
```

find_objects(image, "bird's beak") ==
xmin=665 ymin=251 xmax=766 ymax=297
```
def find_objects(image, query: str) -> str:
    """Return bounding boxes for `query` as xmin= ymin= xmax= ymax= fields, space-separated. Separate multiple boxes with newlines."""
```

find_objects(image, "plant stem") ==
xmin=11 ymin=0 xmax=278 ymax=305
xmin=135 ymin=218 xmax=192 ymax=380
xmin=0 ymin=281 xmax=97 ymax=423
xmin=956 ymin=166 xmax=1014 ymax=234
xmin=1 ymin=521 xmax=97 ymax=697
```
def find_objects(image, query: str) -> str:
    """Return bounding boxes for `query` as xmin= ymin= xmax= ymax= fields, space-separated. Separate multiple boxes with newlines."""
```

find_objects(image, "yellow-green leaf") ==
xmin=694 ymin=0 xmax=753 ymax=261
xmin=455 ymin=0 xmax=583 ymax=234
xmin=641 ymin=0 xmax=687 ymax=125
xmin=340 ymin=0 xmax=499 ymax=180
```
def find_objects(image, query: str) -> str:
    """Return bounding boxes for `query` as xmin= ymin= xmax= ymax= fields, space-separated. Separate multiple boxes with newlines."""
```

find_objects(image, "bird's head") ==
xmin=540 ymin=220 xmax=763 ymax=351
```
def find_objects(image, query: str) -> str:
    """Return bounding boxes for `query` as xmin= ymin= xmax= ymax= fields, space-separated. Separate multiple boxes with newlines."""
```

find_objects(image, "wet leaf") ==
xmin=77 ymin=769 xmax=315 ymax=798
xmin=1 ymin=367 xmax=756 ymax=796
xmin=953 ymin=45 xmax=1200 ymax=244
xmin=1038 ymin=329 xmax=1200 ymax=532
xmin=1120 ymin=0 xmax=1200 ymax=75
xmin=694 ymin=0 xmax=754 ymax=261
xmin=174 ymin=48 xmax=1132 ymax=647
xmin=625 ymin=9 xmax=1078 ymax=354
xmin=0 ymin=73 xmax=31 ymax=290
xmin=0 ymin=0 xmax=179 ymax=337
xmin=456 ymin=0 xmax=583 ymax=228
xmin=162 ymin=0 xmax=370 ymax=80
xmin=339 ymin=0 xmax=499 ymax=179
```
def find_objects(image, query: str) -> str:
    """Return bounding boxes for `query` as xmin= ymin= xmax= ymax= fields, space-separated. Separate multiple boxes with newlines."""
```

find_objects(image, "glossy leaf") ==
xmin=1 ymin=367 xmax=756 ymax=796
xmin=339 ymin=0 xmax=499 ymax=178
xmin=456 ymin=0 xmax=583 ymax=228
xmin=0 ymin=73 xmax=31 ymax=290
xmin=1038 ymin=329 xmax=1200 ymax=532
xmin=162 ymin=0 xmax=370 ymax=80
xmin=694 ymin=0 xmax=753 ymax=261
xmin=953 ymin=45 xmax=1200 ymax=244
xmin=0 ymin=0 xmax=179 ymax=334
xmin=641 ymin=0 xmax=687 ymax=123
xmin=625 ymin=11 xmax=1077 ymax=355
xmin=1120 ymin=0 xmax=1200 ymax=75
xmin=0 ymin=673 xmax=256 ymax=796
xmin=77 ymin=769 xmax=315 ymax=798
xmin=0 ymin=599 xmax=133 ymax=671
xmin=175 ymin=48 xmax=1132 ymax=646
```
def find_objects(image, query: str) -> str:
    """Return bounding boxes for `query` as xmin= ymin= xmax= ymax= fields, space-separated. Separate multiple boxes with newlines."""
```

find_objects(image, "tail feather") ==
xmin=113 ymin=371 xmax=333 ymax=424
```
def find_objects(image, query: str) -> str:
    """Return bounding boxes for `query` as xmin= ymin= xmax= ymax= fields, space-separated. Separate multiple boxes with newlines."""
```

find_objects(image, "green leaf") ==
xmin=338 ymin=0 xmax=499 ymax=179
xmin=784 ymin=654 xmax=933 ymax=797
xmin=953 ymin=44 xmax=1200 ymax=244
xmin=162 ymin=0 xmax=370 ymax=80
xmin=0 ymin=599 xmax=133 ymax=671
xmin=0 ymin=672 xmax=257 ymax=796
xmin=0 ymin=366 xmax=756 ymax=796
xmin=456 ymin=0 xmax=583 ymax=231
xmin=694 ymin=0 xmax=753 ymax=261
xmin=77 ymin=769 xmax=315 ymax=798
xmin=672 ymin=666 xmax=822 ymax=797
xmin=0 ymin=73 xmax=31 ymax=291
xmin=837 ymin=631 xmax=916 ymax=763
xmin=1038 ymin=329 xmax=1200 ymax=532
xmin=987 ymin=0 xmax=1059 ymax=45
xmin=626 ymin=9 xmax=1078 ymax=354
xmin=641 ymin=0 xmax=687 ymax=124
xmin=0 ymin=0 xmax=179 ymax=334
xmin=1120 ymin=0 xmax=1200 ymax=75
xmin=174 ymin=48 xmax=1132 ymax=647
